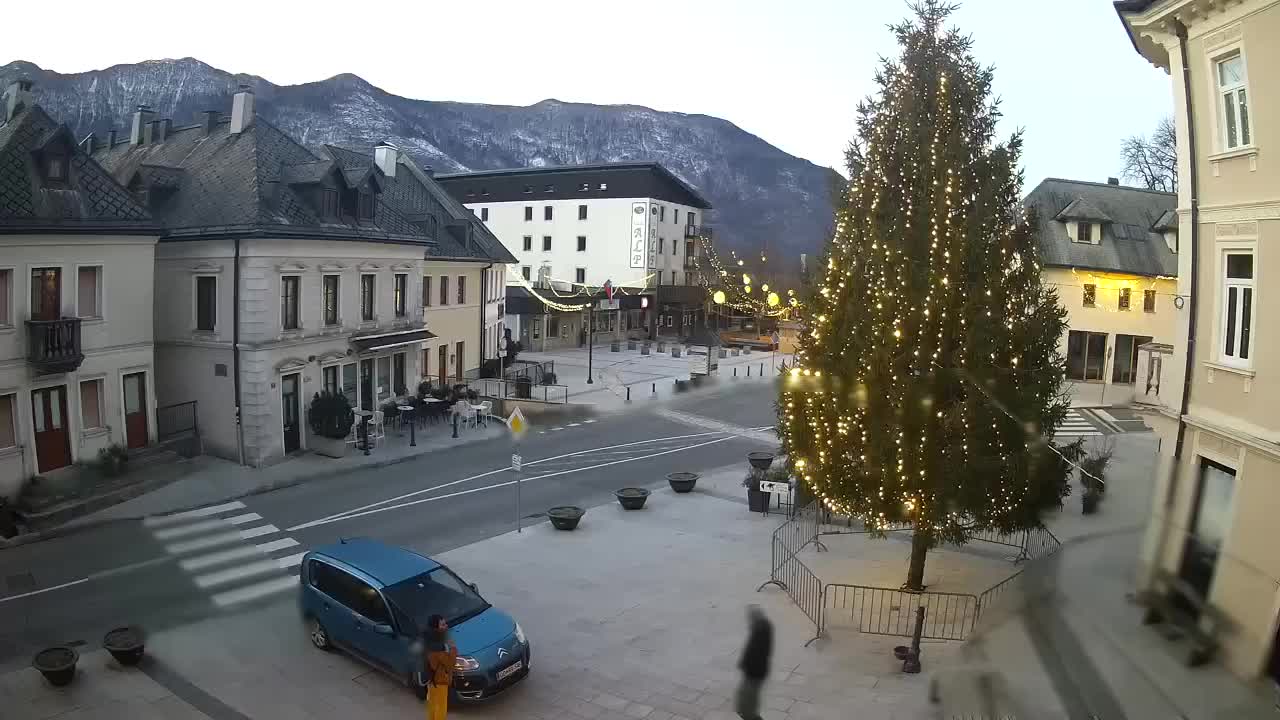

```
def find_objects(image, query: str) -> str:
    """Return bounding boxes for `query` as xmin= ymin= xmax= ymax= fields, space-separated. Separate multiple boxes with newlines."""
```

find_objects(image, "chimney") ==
xmin=201 ymin=110 xmax=220 ymax=136
xmin=158 ymin=118 xmax=172 ymax=141
xmin=230 ymin=85 xmax=255 ymax=135
xmin=107 ymin=129 xmax=118 ymax=147
xmin=144 ymin=119 xmax=159 ymax=145
xmin=374 ymin=142 xmax=399 ymax=178
xmin=1107 ymin=177 xmax=1120 ymax=185
xmin=4 ymin=78 xmax=33 ymax=122
xmin=80 ymin=132 xmax=97 ymax=155
xmin=131 ymin=104 xmax=156 ymax=145
xmin=422 ymin=164 xmax=434 ymax=178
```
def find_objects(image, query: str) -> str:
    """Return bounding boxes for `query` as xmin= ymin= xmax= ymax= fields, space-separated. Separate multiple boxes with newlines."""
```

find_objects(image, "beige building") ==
xmin=1025 ymin=178 xmax=1179 ymax=407
xmin=92 ymin=90 xmax=512 ymax=467
xmin=0 ymin=82 xmax=160 ymax=499
xmin=1119 ymin=0 xmax=1280 ymax=686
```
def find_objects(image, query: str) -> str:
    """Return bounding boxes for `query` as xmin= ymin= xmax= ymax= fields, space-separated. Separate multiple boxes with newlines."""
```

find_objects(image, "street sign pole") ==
xmin=506 ymin=407 xmax=529 ymax=534
xmin=586 ymin=305 xmax=594 ymax=384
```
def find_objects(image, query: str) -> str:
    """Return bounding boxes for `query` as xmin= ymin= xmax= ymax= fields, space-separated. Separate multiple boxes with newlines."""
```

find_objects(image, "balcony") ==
xmin=684 ymin=224 xmax=712 ymax=240
xmin=26 ymin=318 xmax=84 ymax=374
xmin=683 ymin=256 xmax=701 ymax=271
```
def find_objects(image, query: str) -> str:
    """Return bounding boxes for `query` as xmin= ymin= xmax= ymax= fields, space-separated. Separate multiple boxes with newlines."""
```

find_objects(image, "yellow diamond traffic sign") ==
xmin=507 ymin=406 xmax=529 ymax=437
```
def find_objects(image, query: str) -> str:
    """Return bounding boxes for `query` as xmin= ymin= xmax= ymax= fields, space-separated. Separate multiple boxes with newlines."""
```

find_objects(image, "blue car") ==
xmin=298 ymin=538 xmax=530 ymax=701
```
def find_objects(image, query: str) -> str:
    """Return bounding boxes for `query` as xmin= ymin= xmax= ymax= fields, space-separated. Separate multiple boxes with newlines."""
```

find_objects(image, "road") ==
xmin=0 ymin=381 xmax=778 ymax=671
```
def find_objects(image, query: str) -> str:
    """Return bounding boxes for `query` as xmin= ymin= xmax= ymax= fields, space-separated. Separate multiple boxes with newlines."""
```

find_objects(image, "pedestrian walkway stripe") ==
xmin=195 ymin=559 xmax=282 ymax=589
xmin=275 ymin=552 xmax=306 ymax=570
xmin=224 ymin=512 xmax=263 ymax=526
xmin=143 ymin=501 xmax=247 ymax=528
xmin=211 ymin=576 xmax=299 ymax=608
xmin=166 ymin=531 xmax=244 ymax=555
xmin=237 ymin=524 xmax=279 ymax=540
xmin=179 ymin=545 xmax=263 ymax=572
xmin=153 ymin=518 xmax=230 ymax=540
xmin=254 ymin=537 xmax=299 ymax=554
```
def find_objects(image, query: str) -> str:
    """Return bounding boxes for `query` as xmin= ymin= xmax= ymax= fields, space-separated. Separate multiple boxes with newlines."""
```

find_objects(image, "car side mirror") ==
xmin=373 ymin=623 xmax=395 ymax=636
xmin=469 ymin=582 xmax=479 ymax=593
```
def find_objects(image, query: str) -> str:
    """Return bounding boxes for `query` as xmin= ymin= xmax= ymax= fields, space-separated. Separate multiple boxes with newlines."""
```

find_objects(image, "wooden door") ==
xmin=122 ymin=372 xmax=148 ymax=449
xmin=438 ymin=345 xmax=447 ymax=385
xmin=30 ymin=268 xmax=61 ymax=320
xmin=454 ymin=341 xmax=464 ymax=382
xmin=359 ymin=359 xmax=374 ymax=411
xmin=31 ymin=386 xmax=71 ymax=472
xmin=281 ymin=373 xmax=301 ymax=453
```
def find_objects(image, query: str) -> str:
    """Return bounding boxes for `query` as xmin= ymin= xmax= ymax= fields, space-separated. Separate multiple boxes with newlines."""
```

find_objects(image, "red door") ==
xmin=123 ymin=372 xmax=148 ymax=449
xmin=31 ymin=386 xmax=71 ymax=472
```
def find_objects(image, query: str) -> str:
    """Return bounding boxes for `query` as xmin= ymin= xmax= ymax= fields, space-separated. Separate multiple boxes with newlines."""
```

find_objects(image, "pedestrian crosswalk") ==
xmin=143 ymin=500 xmax=304 ymax=609
xmin=1053 ymin=409 xmax=1104 ymax=438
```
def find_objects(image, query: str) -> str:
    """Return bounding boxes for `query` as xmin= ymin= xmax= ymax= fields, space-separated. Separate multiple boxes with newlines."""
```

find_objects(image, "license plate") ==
xmin=496 ymin=661 xmax=522 ymax=681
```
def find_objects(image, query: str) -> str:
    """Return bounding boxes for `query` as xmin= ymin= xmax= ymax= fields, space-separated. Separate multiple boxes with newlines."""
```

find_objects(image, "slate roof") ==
xmin=0 ymin=103 xmax=153 ymax=232
xmin=435 ymin=161 xmax=714 ymax=209
xmin=1055 ymin=197 xmax=1113 ymax=223
xmin=1024 ymin=178 xmax=1177 ymax=278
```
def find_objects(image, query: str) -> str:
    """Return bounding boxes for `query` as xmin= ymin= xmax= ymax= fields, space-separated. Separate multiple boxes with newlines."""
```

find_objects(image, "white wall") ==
xmin=465 ymin=197 xmax=704 ymax=290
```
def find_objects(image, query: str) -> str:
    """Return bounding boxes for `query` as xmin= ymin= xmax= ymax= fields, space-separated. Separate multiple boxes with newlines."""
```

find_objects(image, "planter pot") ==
xmin=747 ymin=487 xmax=769 ymax=513
xmin=1082 ymin=493 xmax=1100 ymax=515
xmin=893 ymin=645 xmax=911 ymax=661
xmin=103 ymin=626 xmax=145 ymax=666
xmin=311 ymin=435 xmax=349 ymax=459
xmin=615 ymin=488 xmax=650 ymax=510
xmin=744 ymin=347 xmax=753 ymax=355
xmin=628 ymin=341 xmax=637 ymax=350
xmin=657 ymin=342 xmax=667 ymax=352
xmin=731 ymin=348 xmax=741 ymax=356
xmin=641 ymin=346 xmax=651 ymax=356
xmin=32 ymin=646 xmax=78 ymax=687
xmin=671 ymin=347 xmax=682 ymax=358
xmin=547 ymin=506 xmax=584 ymax=530
xmin=667 ymin=472 xmax=698 ymax=493
xmin=747 ymin=451 xmax=776 ymax=471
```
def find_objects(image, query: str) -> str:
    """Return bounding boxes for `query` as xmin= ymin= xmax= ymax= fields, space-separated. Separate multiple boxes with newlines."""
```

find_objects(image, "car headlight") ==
xmin=514 ymin=623 xmax=526 ymax=645
xmin=455 ymin=656 xmax=480 ymax=671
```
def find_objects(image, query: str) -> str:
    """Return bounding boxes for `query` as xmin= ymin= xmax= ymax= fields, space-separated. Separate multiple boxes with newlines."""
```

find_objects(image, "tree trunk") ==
xmin=905 ymin=525 xmax=931 ymax=591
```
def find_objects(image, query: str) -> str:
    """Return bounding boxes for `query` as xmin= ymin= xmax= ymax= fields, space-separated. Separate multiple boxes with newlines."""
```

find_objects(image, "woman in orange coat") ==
xmin=423 ymin=614 xmax=458 ymax=720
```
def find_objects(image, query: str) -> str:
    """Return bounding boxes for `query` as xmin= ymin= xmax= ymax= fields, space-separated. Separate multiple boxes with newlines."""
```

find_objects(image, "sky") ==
xmin=4 ymin=0 xmax=1172 ymax=188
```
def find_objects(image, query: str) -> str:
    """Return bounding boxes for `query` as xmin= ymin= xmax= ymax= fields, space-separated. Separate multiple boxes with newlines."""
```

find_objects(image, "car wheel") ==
xmin=308 ymin=617 xmax=331 ymax=651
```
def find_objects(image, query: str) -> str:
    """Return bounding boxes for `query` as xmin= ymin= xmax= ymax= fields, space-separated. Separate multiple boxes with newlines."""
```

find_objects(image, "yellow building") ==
xmin=1118 ymin=0 xmax=1280 ymax=686
xmin=1025 ymin=178 xmax=1179 ymax=406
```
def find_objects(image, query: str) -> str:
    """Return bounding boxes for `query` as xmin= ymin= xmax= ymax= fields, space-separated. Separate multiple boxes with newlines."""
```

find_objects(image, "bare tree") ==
xmin=1120 ymin=116 xmax=1177 ymax=192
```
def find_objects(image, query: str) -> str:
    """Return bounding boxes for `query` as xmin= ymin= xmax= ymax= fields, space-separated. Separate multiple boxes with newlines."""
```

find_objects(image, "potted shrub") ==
xmin=547 ymin=506 xmax=584 ymax=530
xmin=32 ymin=646 xmax=78 ymax=686
xmin=97 ymin=444 xmax=129 ymax=477
xmin=615 ymin=488 xmax=650 ymax=510
xmin=103 ymin=626 xmax=145 ymax=666
xmin=667 ymin=472 xmax=698 ymax=493
xmin=743 ymin=472 xmax=769 ymax=513
xmin=1078 ymin=444 xmax=1113 ymax=515
xmin=308 ymin=392 xmax=355 ymax=458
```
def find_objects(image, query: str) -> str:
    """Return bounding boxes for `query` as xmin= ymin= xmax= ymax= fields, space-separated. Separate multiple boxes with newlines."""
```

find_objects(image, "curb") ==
xmin=1 ymin=428 xmax=506 ymax=549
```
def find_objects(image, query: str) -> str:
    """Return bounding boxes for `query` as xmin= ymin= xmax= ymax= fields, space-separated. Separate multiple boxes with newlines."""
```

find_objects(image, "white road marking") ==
xmin=292 ymin=435 xmax=739 ymax=531
xmin=179 ymin=545 xmax=262 ymax=571
xmin=152 ymin=519 xmax=229 ymax=540
xmin=0 ymin=577 xmax=89 ymax=603
xmin=289 ymin=430 xmax=731 ymax=531
xmin=255 ymin=537 xmax=300 ymax=554
xmin=195 ymin=559 xmax=283 ymax=588
xmin=568 ymin=423 xmax=580 ymax=427
xmin=225 ymin=513 xmax=263 ymax=526
xmin=212 ymin=576 xmax=298 ymax=607
xmin=238 ymin=524 xmax=280 ymax=540
xmin=143 ymin=501 xmax=247 ymax=527
xmin=166 ymin=531 xmax=243 ymax=554
xmin=275 ymin=552 xmax=307 ymax=569
xmin=583 ymin=419 xmax=596 ymax=424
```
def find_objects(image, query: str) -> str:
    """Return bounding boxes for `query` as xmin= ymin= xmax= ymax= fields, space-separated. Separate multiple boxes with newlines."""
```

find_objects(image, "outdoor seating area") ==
xmin=346 ymin=380 xmax=495 ymax=450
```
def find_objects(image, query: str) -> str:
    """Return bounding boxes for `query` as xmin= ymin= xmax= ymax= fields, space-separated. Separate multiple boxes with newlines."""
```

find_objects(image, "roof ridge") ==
xmin=1039 ymin=176 xmax=1175 ymax=197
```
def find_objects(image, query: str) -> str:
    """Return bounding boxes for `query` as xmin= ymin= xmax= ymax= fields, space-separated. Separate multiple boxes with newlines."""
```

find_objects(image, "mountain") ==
xmin=1 ymin=58 xmax=839 ymax=256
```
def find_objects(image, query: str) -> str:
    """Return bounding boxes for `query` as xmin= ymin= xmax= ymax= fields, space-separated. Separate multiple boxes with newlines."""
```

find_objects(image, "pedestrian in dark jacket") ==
xmin=735 ymin=605 xmax=773 ymax=720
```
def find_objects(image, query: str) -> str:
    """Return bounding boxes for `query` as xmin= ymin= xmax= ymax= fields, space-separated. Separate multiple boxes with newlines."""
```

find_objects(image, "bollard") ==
xmin=760 ymin=363 xmax=764 ymax=376
xmin=733 ymin=367 xmax=737 ymax=377
xmin=651 ymin=382 xmax=656 ymax=394
xmin=748 ymin=365 xmax=752 ymax=377
xmin=626 ymin=386 xmax=631 ymax=402
xmin=361 ymin=416 xmax=371 ymax=456
xmin=452 ymin=411 xmax=459 ymax=439
xmin=409 ymin=410 xmax=416 ymax=447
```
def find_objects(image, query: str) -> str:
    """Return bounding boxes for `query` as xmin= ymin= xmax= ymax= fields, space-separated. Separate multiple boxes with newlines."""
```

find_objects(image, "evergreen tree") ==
xmin=778 ymin=2 xmax=1079 ymax=591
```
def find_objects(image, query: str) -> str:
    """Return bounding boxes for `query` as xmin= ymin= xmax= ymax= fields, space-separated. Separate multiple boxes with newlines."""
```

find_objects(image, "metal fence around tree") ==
xmin=759 ymin=502 xmax=1063 ymax=644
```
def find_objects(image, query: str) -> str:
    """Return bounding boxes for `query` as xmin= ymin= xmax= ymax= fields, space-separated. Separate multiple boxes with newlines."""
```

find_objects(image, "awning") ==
xmin=350 ymin=327 xmax=436 ymax=353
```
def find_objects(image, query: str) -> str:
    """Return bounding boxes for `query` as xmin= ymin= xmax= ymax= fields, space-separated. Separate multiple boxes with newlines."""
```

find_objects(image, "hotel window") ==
xmin=674 ymin=209 xmax=680 ymax=225
xmin=1076 ymin=222 xmax=1093 ymax=244
xmin=0 ymin=394 xmax=15 ymax=450
xmin=577 ymin=236 xmax=587 ymax=252
xmin=575 ymin=268 xmax=586 ymax=284
xmin=522 ymin=185 xmax=533 ymax=194
xmin=1144 ymin=289 xmax=1156 ymax=313
xmin=1179 ymin=459 xmax=1236 ymax=600
xmin=1216 ymin=54 xmax=1251 ymax=149
xmin=77 ymin=266 xmax=102 ymax=318
xmin=457 ymin=275 xmax=466 ymax=304
xmin=422 ymin=276 xmax=432 ymax=308
xmin=1118 ymin=287 xmax=1131 ymax=311
xmin=659 ymin=206 xmax=665 ymax=222
xmin=1113 ymin=334 xmax=1153 ymax=384
xmin=440 ymin=276 xmax=449 ymax=306
xmin=544 ymin=184 xmax=555 ymax=193
xmin=361 ymin=274 xmax=376 ymax=321
xmin=578 ymin=204 xmax=588 ymax=220
xmin=394 ymin=273 xmax=407 ymax=317
xmin=1066 ymin=330 xmax=1107 ymax=381
xmin=542 ymin=236 xmax=552 ymax=251
xmin=321 ymin=189 xmax=339 ymax=218
xmin=80 ymin=379 xmax=104 ymax=430
xmin=480 ymin=207 xmax=489 ymax=221
xmin=522 ymin=235 xmax=532 ymax=251
xmin=196 ymin=276 xmax=217 ymax=331
xmin=322 ymin=365 xmax=339 ymax=395
xmin=522 ymin=266 xmax=531 ymax=281
xmin=1221 ymin=252 xmax=1253 ymax=366
xmin=658 ymin=238 xmax=665 ymax=254
xmin=393 ymin=353 xmax=406 ymax=395
xmin=1082 ymin=284 xmax=1096 ymax=308
xmin=544 ymin=206 xmax=553 ymax=221
xmin=524 ymin=206 xmax=533 ymax=221
xmin=0 ymin=269 xmax=10 ymax=326
xmin=281 ymin=275 xmax=300 ymax=330
xmin=377 ymin=356 xmax=392 ymax=402
xmin=323 ymin=275 xmax=339 ymax=326
xmin=357 ymin=191 xmax=375 ymax=220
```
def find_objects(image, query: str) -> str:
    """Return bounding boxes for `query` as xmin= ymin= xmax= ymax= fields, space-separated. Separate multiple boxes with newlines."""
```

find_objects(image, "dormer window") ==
xmin=321 ymin=189 xmax=339 ymax=218
xmin=1076 ymin=221 xmax=1094 ymax=244
xmin=358 ymin=191 xmax=375 ymax=220
xmin=41 ymin=149 xmax=69 ymax=186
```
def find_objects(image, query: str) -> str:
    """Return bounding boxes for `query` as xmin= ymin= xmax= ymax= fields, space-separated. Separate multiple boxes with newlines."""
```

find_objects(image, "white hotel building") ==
xmin=436 ymin=163 xmax=713 ymax=351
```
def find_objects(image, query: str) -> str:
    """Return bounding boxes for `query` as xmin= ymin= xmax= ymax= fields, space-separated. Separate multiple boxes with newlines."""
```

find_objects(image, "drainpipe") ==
xmin=233 ymin=237 xmax=245 ymax=466
xmin=1158 ymin=19 xmax=1201 ymax=576
xmin=479 ymin=262 xmax=493 ymax=375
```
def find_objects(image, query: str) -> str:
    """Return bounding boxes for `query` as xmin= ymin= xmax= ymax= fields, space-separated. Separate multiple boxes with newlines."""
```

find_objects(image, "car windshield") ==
xmin=383 ymin=566 xmax=490 ymax=631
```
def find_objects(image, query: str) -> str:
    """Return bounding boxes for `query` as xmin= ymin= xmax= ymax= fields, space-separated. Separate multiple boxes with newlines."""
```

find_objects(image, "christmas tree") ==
xmin=779 ymin=1 xmax=1079 ymax=591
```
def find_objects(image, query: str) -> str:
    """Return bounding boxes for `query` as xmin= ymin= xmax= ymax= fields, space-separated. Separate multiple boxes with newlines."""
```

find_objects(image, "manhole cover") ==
xmin=5 ymin=573 xmax=34 ymax=593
